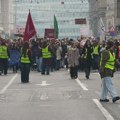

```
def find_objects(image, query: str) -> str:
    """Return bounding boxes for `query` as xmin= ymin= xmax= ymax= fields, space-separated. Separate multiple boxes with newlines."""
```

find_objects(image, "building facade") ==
xmin=12 ymin=0 xmax=90 ymax=39
xmin=0 ymin=0 xmax=13 ymax=37
xmin=89 ymin=0 xmax=120 ymax=39
xmin=89 ymin=0 xmax=107 ymax=38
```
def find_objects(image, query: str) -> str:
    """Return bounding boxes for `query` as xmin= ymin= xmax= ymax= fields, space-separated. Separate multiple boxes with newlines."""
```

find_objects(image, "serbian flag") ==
xmin=23 ymin=10 xmax=36 ymax=41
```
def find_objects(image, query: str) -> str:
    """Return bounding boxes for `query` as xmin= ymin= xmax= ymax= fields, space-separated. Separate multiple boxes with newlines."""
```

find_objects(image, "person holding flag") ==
xmin=20 ymin=42 xmax=32 ymax=83
xmin=20 ymin=10 xmax=36 ymax=83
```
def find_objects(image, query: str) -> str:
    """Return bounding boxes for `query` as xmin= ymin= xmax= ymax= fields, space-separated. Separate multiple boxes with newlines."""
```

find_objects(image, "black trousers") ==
xmin=84 ymin=59 xmax=92 ymax=79
xmin=70 ymin=66 xmax=78 ymax=78
xmin=85 ymin=67 xmax=90 ymax=78
xmin=20 ymin=63 xmax=30 ymax=83
xmin=0 ymin=58 xmax=8 ymax=75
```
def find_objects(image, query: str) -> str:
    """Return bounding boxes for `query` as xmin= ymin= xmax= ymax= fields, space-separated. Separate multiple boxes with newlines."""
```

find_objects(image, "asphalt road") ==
xmin=0 ymin=69 xmax=120 ymax=120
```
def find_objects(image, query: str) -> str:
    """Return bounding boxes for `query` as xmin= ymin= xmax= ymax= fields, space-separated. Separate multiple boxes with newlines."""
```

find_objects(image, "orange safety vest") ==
xmin=118 ymin=46 xmax=120 ymax=59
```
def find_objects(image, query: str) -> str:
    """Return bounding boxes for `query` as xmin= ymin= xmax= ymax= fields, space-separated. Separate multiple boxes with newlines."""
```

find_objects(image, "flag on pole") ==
xmin=54 ymin=15 xmax=59 ymax=38
xmin=98 ymin=18 xmax=106 ymax=40
xmin=100 ymin=18 xmax=105 ymax=32
xmin=23 ymin=10 xmax=36 ymax=41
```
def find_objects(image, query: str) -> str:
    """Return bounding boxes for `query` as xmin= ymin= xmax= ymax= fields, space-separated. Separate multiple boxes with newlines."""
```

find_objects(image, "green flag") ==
xmin=54 ymin=15 xmax=59 ymax=38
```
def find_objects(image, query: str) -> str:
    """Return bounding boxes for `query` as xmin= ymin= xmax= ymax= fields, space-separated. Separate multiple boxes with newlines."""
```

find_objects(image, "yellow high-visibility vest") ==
xmin=0 ymin=46 xmax=3 ymax=58
xmin=0 ymin=46 xmax=8 ymax=58
xmin=42 ymin=46 xmax=51 ymax=58
xmin=21 ymin=49 xmax=30 ymax=63
xmin=105 ymin=51 xmax=115 ymax=70
xmin=93 ymin=45 xmax=99 ymax=55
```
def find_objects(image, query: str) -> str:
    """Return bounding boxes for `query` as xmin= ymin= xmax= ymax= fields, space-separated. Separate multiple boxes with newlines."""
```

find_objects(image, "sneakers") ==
xmin=100 ymin=99 xmax=109 ymax=102
xmin=86 ymin=76 xmax=89 ymax=79
xmin=100 ymin=96 xmax=120 ymax=103
xmin=71 ymin=76 xmax=77 ymax=79
xmin=112 ymin=96 xmax=120 ymax=103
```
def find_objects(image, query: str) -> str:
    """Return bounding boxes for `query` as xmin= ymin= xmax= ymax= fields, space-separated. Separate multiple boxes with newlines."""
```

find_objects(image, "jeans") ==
xmin=42 ymin=64 xmax=50 ymax=75
xmin=51 ymin=56 xmax=56 ymax=71
xmin=36 ymin=58 xmax=42 ymax=72
xmin=56 ymin=59 xmax=61 ymax=70
xmin=100 ymin=77 xmax=117 ymax=100
xmin=93 ymin=55 xmax=99 ymax=70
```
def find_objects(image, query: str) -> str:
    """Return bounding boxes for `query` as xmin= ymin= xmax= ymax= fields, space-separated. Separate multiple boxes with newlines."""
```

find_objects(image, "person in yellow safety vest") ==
xmin=99 ymin=41 xmax=120 ymax=103
xmin=92 ymin=40 xmax=101 ymax=70
xmin=41 ymin=40 xmax=52 ymax=75
xmin=20 ymin=42 xmax=32 ymax=83
xmin=0 ymin=41 xmax=10 ymax=75
xmin=82 ymin=40 xmax=93 ymax=79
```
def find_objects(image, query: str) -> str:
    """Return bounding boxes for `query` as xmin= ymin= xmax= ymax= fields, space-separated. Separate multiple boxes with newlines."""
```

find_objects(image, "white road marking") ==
xmin=93 ymin=99 xmax=114 ymax=120
xmin=35 ymin=81 xmax=51 ymax=86
xmin=40 ymin=92 xmax=48 ymax=100
xmin=39 ymin=105 xmax=53 ymax=107
xmin=75 ymin=78 xmax=88 ymax=91
xmin=0 ymin=74 xmax=18 ymax=94
xmin=67 ymin=69 xmax=88 ymax=91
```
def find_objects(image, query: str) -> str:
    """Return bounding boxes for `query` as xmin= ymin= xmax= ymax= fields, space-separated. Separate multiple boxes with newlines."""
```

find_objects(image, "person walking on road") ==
xmin=41 ymin=40 xmax=52 ymax=75
xmin=67 ymin=42 xmax=79 ymax=79
xmin=82 ymin=40 xmax=93 ymax=79
xmin=92 ymin=40 xmax=100 ymax=71
xmin=99 ymin=41 xmax=120 ymax=103
xmin=55 ymin=42 xmax=62 ymax=70
xmin=0 ymin=40 xmax=10 ymax=75
xmin=20 ymin=42 xmax=32 ymax=83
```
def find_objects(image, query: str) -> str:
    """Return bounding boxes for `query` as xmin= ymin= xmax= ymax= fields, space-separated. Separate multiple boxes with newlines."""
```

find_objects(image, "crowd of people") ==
xmin=0 ymin=36 xmax=120 ymax=103
xmin=0 ymin=37 xmax=120 ymax=77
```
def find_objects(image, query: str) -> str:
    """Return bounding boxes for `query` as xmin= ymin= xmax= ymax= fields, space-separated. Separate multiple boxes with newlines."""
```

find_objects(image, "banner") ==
xmin=8 ymin=50 xmax=21 ymax=67
xmin=44 ymin=28 xmax=54 ymax=39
